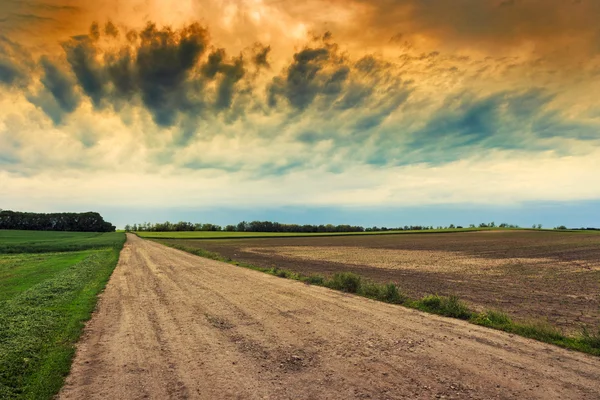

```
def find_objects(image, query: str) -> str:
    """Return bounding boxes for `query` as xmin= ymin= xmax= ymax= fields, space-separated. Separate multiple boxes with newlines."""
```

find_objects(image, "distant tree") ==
xmin=0 ymin=210 xmax=115 ymax=232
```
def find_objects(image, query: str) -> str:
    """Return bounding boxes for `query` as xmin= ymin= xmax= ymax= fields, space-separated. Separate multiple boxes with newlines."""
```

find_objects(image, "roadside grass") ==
xmin=0 ymin=230 xmax=125 ymax=254
xmin=160 ymin=239 xmax=600 ymax=357
xmin=0 ymin=231 xmax=125 ymax=399
xmin=412 ymin=294 xmax=472 ymax=320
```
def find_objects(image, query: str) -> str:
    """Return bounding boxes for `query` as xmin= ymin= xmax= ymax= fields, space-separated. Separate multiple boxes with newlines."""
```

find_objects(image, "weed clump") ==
xmin=381 ymin=283 xmax=406 ymax=304
xmin=327 ymin=272 xmax=362 ymax=293
xmin=269 ymin=267 xmax=289 ymax=278
xmin=303 ymin=275 xmax=325 ymax=285
xmin=472 ymin=310 xmax=512 ymax=328
xmin=359 ymin=282 xmax=406 ymax=304
xmin=358 ymin=281 xmax=382 ymax=299
xmin=416 ymin=295 xmax=473 ymax=320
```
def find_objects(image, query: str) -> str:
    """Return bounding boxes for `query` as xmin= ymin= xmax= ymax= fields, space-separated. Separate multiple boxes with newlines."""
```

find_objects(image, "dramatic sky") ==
xmin=1 ymin=0 xmax=600 ymax=227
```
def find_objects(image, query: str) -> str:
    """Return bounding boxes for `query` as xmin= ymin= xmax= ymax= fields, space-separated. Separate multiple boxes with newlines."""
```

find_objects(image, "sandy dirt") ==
xmin=59 ymin=234 xmax=600 ymax=400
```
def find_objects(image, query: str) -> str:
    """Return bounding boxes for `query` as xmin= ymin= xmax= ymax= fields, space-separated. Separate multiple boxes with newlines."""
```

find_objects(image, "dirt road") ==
xmin=59 ymin=234 xmax=600 ymax=399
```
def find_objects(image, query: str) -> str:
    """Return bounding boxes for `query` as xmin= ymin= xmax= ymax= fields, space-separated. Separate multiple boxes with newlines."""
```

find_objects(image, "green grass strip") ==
xmin=0 ymin=247 xmax=122 ymax=399
xmin=160 ymin=240 xmax=600 ymax=357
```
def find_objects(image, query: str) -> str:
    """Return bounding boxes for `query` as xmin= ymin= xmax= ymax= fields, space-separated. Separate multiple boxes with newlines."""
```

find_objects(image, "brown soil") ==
xmin=164 ymin=231 xmax=600 ymax=332
xmin=60 ymin=234 xmax=600 ymax=399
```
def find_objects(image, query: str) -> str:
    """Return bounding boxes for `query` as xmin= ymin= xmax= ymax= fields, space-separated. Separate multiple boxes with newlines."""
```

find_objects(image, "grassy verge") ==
xmin=161 ymin=240 xmax=600 ymax=357
xmin=0 ymin=232 xmax=125 ymax=399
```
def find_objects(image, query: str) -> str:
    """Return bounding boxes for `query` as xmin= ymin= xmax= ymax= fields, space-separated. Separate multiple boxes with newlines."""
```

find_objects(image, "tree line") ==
xmin=124 ymin=220 xmax=526 ymax=233
xmin=126 ymin=221 xmax=367 ymax=233
xmin=0 ymin=210 xmax=116 ymax=232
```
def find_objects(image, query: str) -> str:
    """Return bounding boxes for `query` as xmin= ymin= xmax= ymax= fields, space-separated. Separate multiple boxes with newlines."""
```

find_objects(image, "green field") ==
xmin=0 ymin=230 xmax=125 ymax=253
xmin=135 ymin=227 xmax=493 ymax=239
xmin=0 ymin=230 xmax=125 ymax=399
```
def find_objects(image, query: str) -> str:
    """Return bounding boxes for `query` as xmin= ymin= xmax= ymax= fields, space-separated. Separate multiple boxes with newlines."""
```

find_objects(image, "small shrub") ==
xmin=286 ymin=271 xmax=302 ymax=280
xmin=303 ymin=275 xmax=325 ymax=285
xmin=327 ymin=272 xmax=362 ymax=293
xmin=359 ymin=282 xmax=383 ymax=299
xmin=270 ymin=267 xmax=289 ymax=278
xmin=416 ymin=295 xmax=472 ymax=320
xmin=381 ymin=283 xmax=406 ymax=304
xmin=419 ymin=294 xmax=442 ymax=309
xmin=473 ymin=310 xmax=512 ymax=327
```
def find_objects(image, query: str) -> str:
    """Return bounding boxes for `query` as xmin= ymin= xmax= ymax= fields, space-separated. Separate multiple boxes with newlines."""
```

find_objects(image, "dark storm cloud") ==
xmin=201 ymin=48 xmax=246 ymax=109
xmin=267 ymin=42 xmax=411 ymax=139
xmin=38 ymin=56 xmax=79 ymax=113
xmin=4 ymin=18 xmax=416 ymax=135
xmin=201 ymin=49 xmax=226 ymax=79
xmin=0 ymin=57 xmax=24 ymax=86
xmin=54 ymin=22 xmax=214 ymax=126
xmin=25 ymin=56 xmax=79 ymax=124
xmin=39 ymin=21 xmax=402 ymax=130
xmin=26 ymin=90 xmax=68 ymax=124
xmin=268 ymin=47 xmax=331 ymax=110
xmin=62 ymin=36 xmax=106 ymax=107
xmin=89 ymin=21 xmax=100 ymax=41
xmin=0 ymin=36 xmax=31 ymax=87
xmin=215 ymin=56 xmax=245 ymax=109
xmin=76 ymin=21 xmax=248 ymax=127
xmin=134 ymin=23 xmax=209 ymax=125
xmin=105 ymin=48 xmax=135 ymax=98
xmin=104 ymin=21 xmax=119 ymax=38
xmin=251 ymin=44 xmax=271 ymax=68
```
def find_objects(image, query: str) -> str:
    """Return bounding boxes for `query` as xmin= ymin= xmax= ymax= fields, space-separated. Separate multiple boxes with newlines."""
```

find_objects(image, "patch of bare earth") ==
xmin=243 ymin=246 xmax=599 ymax=275
xmin=60 ymin=234 xmax=600 ymax=399
xmin=172 ymin=231 xmax=600 ymax=332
